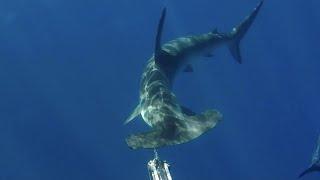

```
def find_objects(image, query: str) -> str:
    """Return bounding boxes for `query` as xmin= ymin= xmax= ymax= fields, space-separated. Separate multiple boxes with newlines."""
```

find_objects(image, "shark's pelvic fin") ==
xmin=228 ymin=1 xmax=263 ymax=64
xmin=154 ymin=7 xmax=167 ymax=63
xmin=126 ymin=109 xmax=222 ymax=149
xmin=124 ymin=104 xmax=142 ymax=125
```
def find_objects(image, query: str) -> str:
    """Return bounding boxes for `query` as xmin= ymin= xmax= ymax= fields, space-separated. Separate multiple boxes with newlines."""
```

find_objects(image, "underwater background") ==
xmin=0 ymin=0 xmax=319 ymax=179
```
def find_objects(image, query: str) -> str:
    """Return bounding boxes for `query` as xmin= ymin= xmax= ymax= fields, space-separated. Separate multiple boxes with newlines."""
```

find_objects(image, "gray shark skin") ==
xmin=125 ymin=1 xmax=263 ymax=150
xmin=299 ymin=135 xmax=320 ymax=178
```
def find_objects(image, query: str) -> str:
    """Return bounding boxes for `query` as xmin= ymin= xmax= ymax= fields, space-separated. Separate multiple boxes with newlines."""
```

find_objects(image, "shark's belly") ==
xmin=140 ymin=88 xmax=182 ymax=126
xmin=139 ymin=56 xmax=189 ymax=127
xmin=140 ymin=77 xmax=182 ymax=127
xmin=140 ymin=105 xmax=165 ymax=127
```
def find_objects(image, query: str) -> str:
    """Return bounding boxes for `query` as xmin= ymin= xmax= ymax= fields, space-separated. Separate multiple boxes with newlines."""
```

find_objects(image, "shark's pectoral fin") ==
xmin=299 ymin=165 xmax=320 ymax=178
xmin=299 ymin=168 xmax=312 ymax=178
xmin=126 ymin=110 xmax=222 ymax=149
xmin=124 ymin=104 xmax=141 ymax=125
xmin=183 ymin=64 xmax=194 ymax=73
xmin=299 ymin=166 xmax=315 ymax=178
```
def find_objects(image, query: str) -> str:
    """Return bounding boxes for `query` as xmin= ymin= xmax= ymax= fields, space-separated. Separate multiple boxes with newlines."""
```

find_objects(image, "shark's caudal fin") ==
xmin=228 ymin=1 xmax=263 ymax=64
xmin=126 ymin=109 xmax=222 ymax=149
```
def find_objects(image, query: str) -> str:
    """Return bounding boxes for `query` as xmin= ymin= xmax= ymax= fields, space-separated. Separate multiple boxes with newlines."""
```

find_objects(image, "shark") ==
xmin=299 ymin=135 xmax=320 ymax=178
xmin=125 ymin=1 xmax=263 ymax=149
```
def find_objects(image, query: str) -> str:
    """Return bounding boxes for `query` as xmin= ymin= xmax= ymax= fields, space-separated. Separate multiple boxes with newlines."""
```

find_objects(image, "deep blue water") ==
xmin=0 ymin=0 xmax=320 ymax=179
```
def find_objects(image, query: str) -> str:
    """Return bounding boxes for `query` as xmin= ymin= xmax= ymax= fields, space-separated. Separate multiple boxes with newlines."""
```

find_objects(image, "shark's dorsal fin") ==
xmin=124 ymin=104 xmax=142 ymax=125
xmin=154 ymin=7 xmax=167 ymax=63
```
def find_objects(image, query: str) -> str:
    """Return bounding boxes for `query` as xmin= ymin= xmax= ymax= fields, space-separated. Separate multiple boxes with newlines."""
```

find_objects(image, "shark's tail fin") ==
xmin=126 ymin=110 xmax=222 ymax=149
xmin=228 ymin=1 xmax=263 ymax=64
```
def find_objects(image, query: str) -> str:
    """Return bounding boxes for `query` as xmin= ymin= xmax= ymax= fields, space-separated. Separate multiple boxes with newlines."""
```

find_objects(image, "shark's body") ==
xmin=125 ymin=2 xmax=263 ymax=149
xmin=299 ymin=135 xmax=320 ymax=178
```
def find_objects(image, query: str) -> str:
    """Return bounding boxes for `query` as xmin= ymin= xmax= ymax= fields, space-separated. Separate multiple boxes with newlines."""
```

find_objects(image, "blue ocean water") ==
xmin=0 ymin=0 xmax=320 ymax=179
